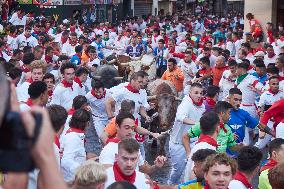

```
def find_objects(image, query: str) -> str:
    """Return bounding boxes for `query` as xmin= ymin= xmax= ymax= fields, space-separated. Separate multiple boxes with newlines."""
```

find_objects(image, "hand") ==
xmin=154 ymin=156 xmax=167 ymax=168
xmin=233 ymin=133 xmax=239 ymax=141
xmin=151 ymin=132 xmax=160 ymax=139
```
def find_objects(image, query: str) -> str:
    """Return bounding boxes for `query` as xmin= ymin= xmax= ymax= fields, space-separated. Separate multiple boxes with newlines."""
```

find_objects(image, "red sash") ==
xmin=106 ymin=138 xmax=121 ymax=144
xmin=68 ymin=108 xmax=75 ymax=115
xmin=113 ymin=161 xmax=136 ymax=184
xmin=54 ymin=135 xmax=60 ymax=149
xmin=196 ymin=134 xmax=218 ymax=148
xmin=73 ymin=76 xmax=83 ymax=88
xmin=125 ymin=84 xmax=139 ymax=93
xmin=233 ymin=171 xmax=253 ymax=189
xmin=260 ymin=158 xmax=277 ymax=172
xmin=189 ymin=95 xmax=204 ymax=106
xmin=61 ymin=80 xmax=73 ymax=90
xmin=66 ymin=127 xmax=84 ymax=134
xmin=26 ymin=98 xmax=33 ymax=106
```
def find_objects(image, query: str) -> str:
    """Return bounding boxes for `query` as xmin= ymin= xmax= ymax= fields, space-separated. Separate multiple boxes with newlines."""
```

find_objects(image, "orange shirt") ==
xmin=81 ymin=51 xmax=89 ymax=65
xmin=161 ymin=67 xmax=184 ymax=92
xmin=212 ymin=66 xmax=228 ymax=86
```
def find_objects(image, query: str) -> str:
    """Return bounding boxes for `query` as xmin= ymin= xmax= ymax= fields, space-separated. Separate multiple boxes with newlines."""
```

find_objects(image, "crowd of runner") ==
xmin=1 ymin=2 xmax=284 ymax=189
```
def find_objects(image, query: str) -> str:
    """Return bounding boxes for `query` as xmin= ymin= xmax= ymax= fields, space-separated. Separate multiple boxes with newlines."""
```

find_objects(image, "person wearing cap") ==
xmin=254 ymin=51 xmax=265 ymax=60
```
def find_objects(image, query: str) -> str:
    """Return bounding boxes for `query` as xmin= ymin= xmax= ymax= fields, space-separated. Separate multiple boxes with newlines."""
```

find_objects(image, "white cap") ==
xmin=254 ymin=51 xmax=265 ymax=57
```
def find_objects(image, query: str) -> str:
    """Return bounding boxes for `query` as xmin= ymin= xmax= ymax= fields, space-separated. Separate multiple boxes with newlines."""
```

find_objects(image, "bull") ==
xmin=145 ymin=79 xmax=181 ymax=155
xmin=91 ymin=64 xmax=123 ymax=89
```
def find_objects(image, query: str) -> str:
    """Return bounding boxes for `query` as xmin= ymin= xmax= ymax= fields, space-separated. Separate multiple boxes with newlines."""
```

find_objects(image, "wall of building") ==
xmin=244 ymin=0 xmax=277 ymax=39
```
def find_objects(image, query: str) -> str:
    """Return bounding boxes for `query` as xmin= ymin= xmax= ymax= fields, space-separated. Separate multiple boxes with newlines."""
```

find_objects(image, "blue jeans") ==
xmin=168 ymin=142 xmax=187 ymax=185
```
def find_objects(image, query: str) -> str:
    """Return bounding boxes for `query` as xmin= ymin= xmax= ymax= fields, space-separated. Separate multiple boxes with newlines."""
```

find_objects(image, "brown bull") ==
xmin=146 ymin=79 xmax=180 ymax=155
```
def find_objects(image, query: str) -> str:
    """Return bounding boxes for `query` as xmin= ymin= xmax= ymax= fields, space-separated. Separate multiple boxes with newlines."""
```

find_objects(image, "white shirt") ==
xmin=196 ymin=54 xmax=216 ymax=67
xmin=99 ymin=141 xmax=144 ymax=167
xmin=184 ymin=141 xmax=217 ymax=181
xmin=104 ymin=166 xmax=150 ymax=189
xmin=229 ymin=180 xmax=248 ymax=189
xmin=16 ymin=34 xmax=38 ymax=49
xmin=264 ymin=54 xmax=277 ymax=66
xmin=50 ymin=82 xmax=78 ymax=110
xmin=7 ymin=35 xmax=18 ymax=50
xmin=86 ymin=90 xmax=110 ymax=121
xmin=179 ymin=60 xmax=198 ymax=83
xmin=170 ymin=95 xmax=205 ymax=144
xmin=16 ymin=81 xmax=31 ymax=102
xmin=60 ymin=130 xmax=86 ymax=182
xmin=236 ymin=74 xmax=263 ymax=105
xmin=9 ymin=13 xmax=27 ymax=26
xmin=111 ymin=86 xmax=148 ymax=119
xmin=219 ymin=70 xmax=236 ymax=100
xmin=258 ymin=90 xmax=284 ymax=107
xmin=62 ymin=42 xmax=78 ymax=57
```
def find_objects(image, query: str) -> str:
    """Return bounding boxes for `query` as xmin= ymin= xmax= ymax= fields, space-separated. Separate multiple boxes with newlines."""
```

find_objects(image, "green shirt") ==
xmin=259 ymin=169 xmax=271 ymax=189
xmin=187 ymin=122 xmax=237 ymax=153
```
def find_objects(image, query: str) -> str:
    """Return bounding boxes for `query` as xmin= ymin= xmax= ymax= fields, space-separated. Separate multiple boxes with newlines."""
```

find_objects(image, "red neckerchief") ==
xmin=91 ymin=89 xmax=106 ymax=99
xmin=267 ymin=30 xmax=275 ymax=44
xmin=280 ymin=36 xmax=284 ymax=41
xmin=113 ymin=161 xmax=136 ymax=184
xmin=205 ymin=97 xmax=216 ymax=106
xmin=220 ymin=122 xmax=227 ymax=133
xmin=66 ymin=127 xmax=84 ymax=134
xmin=73 ymin=76 xmax=83 ymax=88
xmin=69 ymin=40 xmax=77 ymax=47
xmin=196 ymin=134 xmax=218 ymax=148
xmin=125 ymin=83 xmax=139 ymax=94
xmin=21 ymin=65 xmax=30 ymax=73
xmin=268 ymin=52 xmax=276 ymax=59
xmin=268 ymin=88 xmax=279 ymax=96
xmin=106 ymin=138 xmax=121 ymax=144
xmin=61 ymin=80 xmax=73 ymax=90
xmin=26 ymin=77 xmax=33 ymax=83
xmin=61 ymin=37 xmax=67 ymax=44
xmin=54 ymin=134 xmax=60 ymax=149
xmin=9 ymin=33 xmax=17 ymax=38
xmin=233 ymin=171 xmax=253 ymax=189
xmin=48 ymin=90 xmax=53 ymax=97
xmin=189 ymin=95 xmax=204 ymax=106
xmin=45 ymin=55 xmax=53 ymax=63
xmin=169 ymin=46 xmax=175 ymax=53
xmin=26 ymin=98 xmax=33 ymax=106
xmin=70 ymin=26 xmax=76 ymax=33
xmin=260 ymin=158 xmax=277 ymax=172
xmin=68 ymin=108 xmax=75 ymax=115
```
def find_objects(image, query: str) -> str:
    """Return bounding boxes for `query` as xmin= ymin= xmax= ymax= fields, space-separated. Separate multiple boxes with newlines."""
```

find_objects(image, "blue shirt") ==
xmin=126 ymin=45 xmax=143 ymax=57
xmin=70 ymin=54 xmax=81 ymax=65
xmin=251 ymin=72 xmax=268 ymax=85
xmin=153 ymin=47 xmax=167 ymax=67
xmin=227 ymin=108 xmax=258 ymax=143
xmin=178 ymin=179 xmax=205 ymax=189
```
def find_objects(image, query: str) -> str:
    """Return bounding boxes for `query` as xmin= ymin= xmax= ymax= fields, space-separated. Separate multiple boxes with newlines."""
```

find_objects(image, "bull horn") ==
xmin=175 ymin=97 xmax=182 ymax=101
xmin=92 ymin=76 xmax=102 ymax=80
xmin=114 ymin=77 xmax=124 ymax=80
xmin=119 ymin=63 xmax=130 ymax=66
xmin=108 ymin=59 xmax=117 ymax=64
xmin=147 ymin=95 xmax=157 ymax=101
